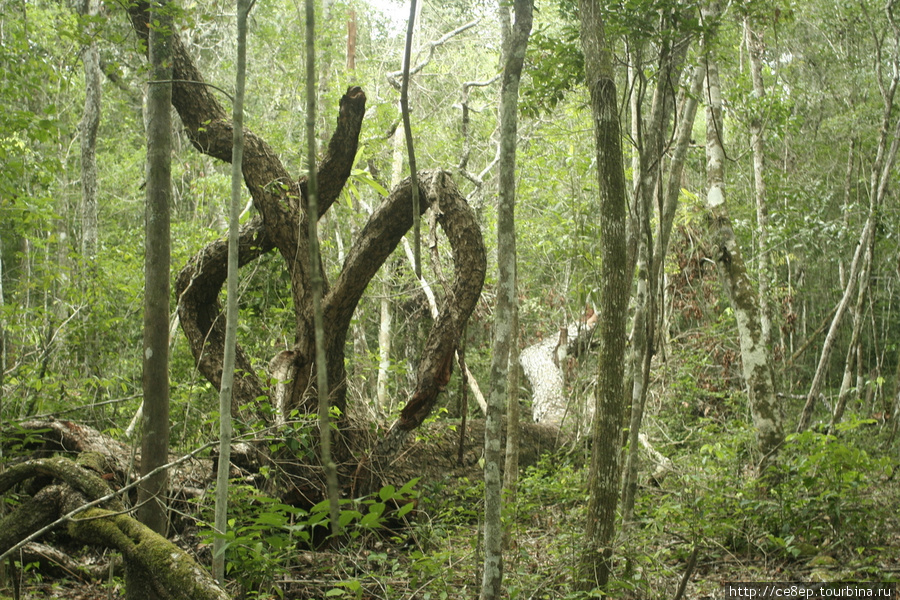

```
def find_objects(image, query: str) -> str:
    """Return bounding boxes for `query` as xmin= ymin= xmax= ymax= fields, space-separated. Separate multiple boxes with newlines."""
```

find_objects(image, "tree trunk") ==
xmin=482 ymin=3 xmax=532 ymax=598
xmin=829 ymin=237 xmax=873 ymax=431
xmin=400 ymin=0 xmax=421 ymax=277
xmin=745 ymin=18 xmax=774 ymax=362
xmin=797 ymin=61 xmax=900 ymax=431
xmin=305 ymin=0 xmax=342 ymax=537
xmin=212 ymin=0 xmax=251 ymax=582
xmin=138 ymin=0 xmax=173 ymax=539
xmin=577 ymin=0 xmax=629 ymax=591
xmin=621 ymin=27 xmax=689 ymax=525
xmin=78 ymin=0 xmax=101 ymax=263
xmin=378 ymin=115 xmax=407 ymax=414
xmin=703 ymin=45 xmax=783 ymax=469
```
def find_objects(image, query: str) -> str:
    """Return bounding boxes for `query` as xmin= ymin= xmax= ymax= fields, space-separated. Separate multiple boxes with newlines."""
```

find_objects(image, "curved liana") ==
xmin=127 ymin=3 xmax=486 ymax=475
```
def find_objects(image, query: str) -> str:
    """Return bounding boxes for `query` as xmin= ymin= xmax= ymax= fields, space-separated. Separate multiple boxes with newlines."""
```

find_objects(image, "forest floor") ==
xmin=3 ymin=418 xmax=899 ymax=600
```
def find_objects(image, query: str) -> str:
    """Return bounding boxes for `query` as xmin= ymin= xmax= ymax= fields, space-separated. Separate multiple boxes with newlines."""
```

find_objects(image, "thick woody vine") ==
xmin=126 ymin=3 xmax=485 ymax=499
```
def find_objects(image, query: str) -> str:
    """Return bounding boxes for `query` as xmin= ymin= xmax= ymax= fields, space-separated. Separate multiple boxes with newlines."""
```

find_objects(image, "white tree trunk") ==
xmin=703 ymin=39 xmax=783 ymax=468
xmin=212 ymin=0 xmax=251 ymax=581
xmin=78 ymin=0 xmax=101 ymax=261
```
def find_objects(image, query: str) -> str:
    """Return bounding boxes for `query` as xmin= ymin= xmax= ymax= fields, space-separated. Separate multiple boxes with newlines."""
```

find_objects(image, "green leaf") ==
xmin=378 ymin=485 xmax=396 ymax=502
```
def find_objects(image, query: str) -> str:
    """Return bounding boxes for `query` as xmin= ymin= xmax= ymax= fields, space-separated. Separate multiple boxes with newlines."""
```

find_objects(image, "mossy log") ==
xmin=0 ymin=456 xmax=229 ymax=600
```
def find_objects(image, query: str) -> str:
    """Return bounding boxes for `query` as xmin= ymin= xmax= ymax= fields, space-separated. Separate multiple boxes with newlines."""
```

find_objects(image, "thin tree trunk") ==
xmin=482 ymin=2 xmax=532 ymax=598
xmin=577 ymin=0 xmax=629 ymax=591
xmin=401 ymin=0 xmax=421 ymax=277
xmin=502 ymin=296 xmax=520 ymax=506
xmin=798 ymin=87 xmax=900 ymax=431
xmin=745 ymin=18 xmax=773 ymax=360
xmin=621 ymin=29 xmax=688 ymax=524
xmin=212 ymin=0 xmax=251 ymax=583
xmin=377 ymin=119 xmax=407 ymax=414
xmin=829 ymin=237 xmax=873 ymax=431
xmin=137 ymin=0 xmax=173 ymax=539
xmin=306 ymin=0 xmax=341 ymax=537
xmin=654 ymin=61 xmax=705 ymax=358
xmin=703 ymin=41 xmax=783 ymax=468
xmin=78 ymin=0 xmax=101 ymax=263
xmin=77 ymin=0 xmax=102 ymax=381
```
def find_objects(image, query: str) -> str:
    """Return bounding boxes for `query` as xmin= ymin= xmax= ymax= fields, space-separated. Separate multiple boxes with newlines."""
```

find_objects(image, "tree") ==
xmin=125 ymin=1 xmax=486 ymax=500
xmin=482 ymin=1 xmax=532 ymax=598
xmin=701 ymin=5 xmax=783 ymax=469
xmin=797 ymin=1 xmax=900 ymax=432
xmin=305 ymin=0 xmax=342 ymax=537
xmin=621 ymin=6 xmax=693 ymax=523
xmin=576 ymin=0 xmax=629 ymax=591
xmin=137 ymin=0 xmax=173 ymax=540
xmin=77 ymin=0 xmax=101 ymax=264
xmin=212 ymin=0 xmax=252 ymax=582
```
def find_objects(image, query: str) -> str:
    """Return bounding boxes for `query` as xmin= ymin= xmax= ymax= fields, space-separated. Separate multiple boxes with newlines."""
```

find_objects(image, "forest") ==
xmin=1 ymin=0 xmax=899 ymax=598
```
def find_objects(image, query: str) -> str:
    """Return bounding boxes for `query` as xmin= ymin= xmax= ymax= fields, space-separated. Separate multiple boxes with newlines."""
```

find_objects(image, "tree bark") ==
xmin=0 ymin=458 xmax=228 ymax=600
xmin=358 ymin=172 xmax=486 ymax=493
xmin=577 ymin=0 xmax=629 ymax=591
xmin=703 ymin=41 xmax=783 ymax=469
xmin=212 ymin=0 xmax=251 ymax=582
xmin=139 ymin=0 xmax=173 ymax=538
xmin=482 ymin=2 xmax=532 ymax=598
xmin=745 ymin=18 xmax=774 ymax=359
xmin=78 ymin=0 xmax=101 ymax=263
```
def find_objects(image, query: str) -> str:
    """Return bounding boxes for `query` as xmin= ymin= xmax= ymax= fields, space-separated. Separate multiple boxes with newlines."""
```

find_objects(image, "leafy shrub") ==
xmin=199 ymin=479 xmax=419 ymax=598
xmin=641 ymin=416 xmax=896 ymax=561
xmin=762 ymin=418 xmax=894 ymax=553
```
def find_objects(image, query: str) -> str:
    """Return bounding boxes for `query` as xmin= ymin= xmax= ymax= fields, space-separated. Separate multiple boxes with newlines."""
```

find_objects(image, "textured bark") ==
xmin=129 ymin=3 xmax=365 ymax=424
xmin=78 ymin=0 xmax=101 ymax=261
xmin=482 ymin=3 xmax=532 ymax=598
xmin=358 ymin=173 xmax=486 ymax=482
xmin=126 ymin=1 xmax=485 ymax=501
xmin=744 ymin=18 xmax=774 ymax=355
xmin=577 ymin=0 xmax=629 ymax=591
xmin=0 ymin=458 xmax=228 ymax=600
xmin=139 ymin=0 xmax=173 ymax=538
xmin=703 ymin=47 xmax=783 ymax=468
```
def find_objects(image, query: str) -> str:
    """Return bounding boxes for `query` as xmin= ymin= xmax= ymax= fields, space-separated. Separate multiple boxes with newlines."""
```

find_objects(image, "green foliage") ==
xmin=639 ymin=415 xmax=897 ymax=565
xmin=762 ymin=418 xmax=895 ymax=552
xmin=521 ymin=25 xmax=583 ymax=118
xmin=199 ymin=479 xmax=420 ymax=596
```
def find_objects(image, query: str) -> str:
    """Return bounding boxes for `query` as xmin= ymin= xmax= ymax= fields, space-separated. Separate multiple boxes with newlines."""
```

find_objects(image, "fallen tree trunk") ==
xmin=518 ymin=313 xmax=672 ymax=483
xmin=519 ymin=312 xmax=597 ymax=431
xmin=0 ymin=456 xmax=228 ymax=600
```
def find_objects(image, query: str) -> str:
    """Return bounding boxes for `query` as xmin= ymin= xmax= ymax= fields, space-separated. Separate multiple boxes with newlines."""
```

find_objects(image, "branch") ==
xmin=386 ymin=19 xmax=481 ymax=89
